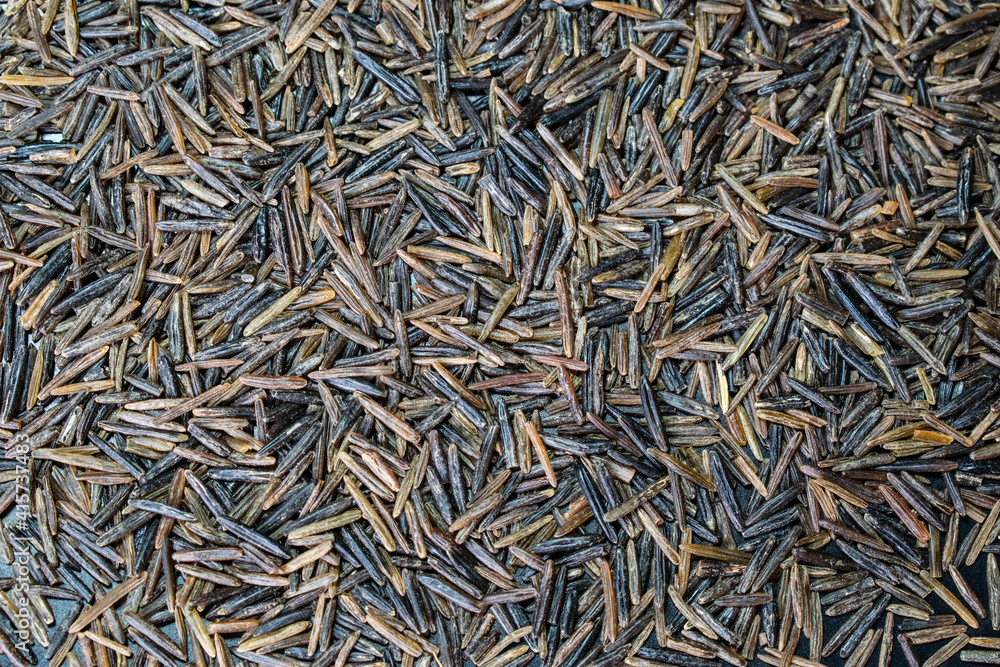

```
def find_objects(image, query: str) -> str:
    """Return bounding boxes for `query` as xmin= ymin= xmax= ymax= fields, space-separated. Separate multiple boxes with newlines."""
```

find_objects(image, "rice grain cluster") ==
xmin=1 ymin=0 xmax=1000 ymax=666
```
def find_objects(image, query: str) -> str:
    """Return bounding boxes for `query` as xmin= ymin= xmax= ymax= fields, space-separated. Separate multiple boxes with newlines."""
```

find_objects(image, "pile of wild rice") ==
xmin=3 ymin=0 xmax=1000 ymax=665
